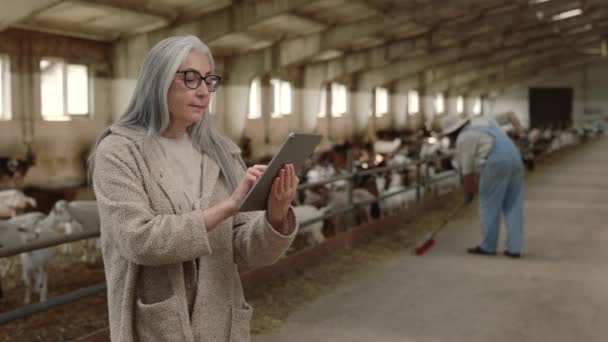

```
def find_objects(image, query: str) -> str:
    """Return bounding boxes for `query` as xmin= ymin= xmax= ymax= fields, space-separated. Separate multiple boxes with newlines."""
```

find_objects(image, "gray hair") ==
xmin=88 ymin=35 xmax=244 ymax=191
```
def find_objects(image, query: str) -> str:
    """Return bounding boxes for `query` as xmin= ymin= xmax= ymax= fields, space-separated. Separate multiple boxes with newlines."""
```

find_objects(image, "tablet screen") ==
xmin=239 ymin=133 xmax=322 ymax=212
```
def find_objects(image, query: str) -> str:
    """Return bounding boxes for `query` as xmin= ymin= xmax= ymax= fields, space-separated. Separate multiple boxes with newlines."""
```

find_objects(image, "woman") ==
xmin=89 ymin=35 xmax=298 ymax=342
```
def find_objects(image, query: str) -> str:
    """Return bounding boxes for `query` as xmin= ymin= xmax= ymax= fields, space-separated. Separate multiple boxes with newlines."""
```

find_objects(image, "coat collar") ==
xmin=107 ymin=125 xmax=236 ymax=212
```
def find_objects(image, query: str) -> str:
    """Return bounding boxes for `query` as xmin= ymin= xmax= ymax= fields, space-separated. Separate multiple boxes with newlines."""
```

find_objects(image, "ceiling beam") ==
xmin=78 ymin=0 xmax=178 ymax=22
xmin=227 ymin=1 xmax=570 ymax=84
xmin=480 ymin=57 xmax=599 ymax=97
xmin=0 ymin=0 xmax=62 ymax=31
xmin=424 ymin=38 xmax=566 ymax=92
xmin=442 ymin=49 xmax=569 ymax=93
xmin=353 ymin=29 xmax=569 ymax=90
xmin=184 ymin=0 xmax=313 ymax=43
xmin=12 ymin=18 xmax=120 ymax=41
xmin=451 ymin=53 xmax=600 ymax=95
xmin=226 ymin=6 xmax=437 ymax=82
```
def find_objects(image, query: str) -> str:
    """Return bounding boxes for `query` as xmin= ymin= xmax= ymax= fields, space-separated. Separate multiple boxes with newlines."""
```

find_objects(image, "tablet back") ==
xmin=239 ymin=133 xmax=322 ymax=212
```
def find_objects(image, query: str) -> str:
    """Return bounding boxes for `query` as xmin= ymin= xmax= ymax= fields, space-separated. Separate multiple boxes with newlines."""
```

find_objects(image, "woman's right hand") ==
xmin=229 ymin=165 xmax=267 ymax=210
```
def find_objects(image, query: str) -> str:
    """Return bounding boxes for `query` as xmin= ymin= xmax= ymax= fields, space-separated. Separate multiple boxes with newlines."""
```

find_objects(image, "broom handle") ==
xmin=430 ymin=201 xmax=468 ymax=239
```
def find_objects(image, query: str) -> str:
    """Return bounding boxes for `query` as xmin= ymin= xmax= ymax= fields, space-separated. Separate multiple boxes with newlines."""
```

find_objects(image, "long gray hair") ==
xmin=88 ymin=35 xmax=244 ymax=191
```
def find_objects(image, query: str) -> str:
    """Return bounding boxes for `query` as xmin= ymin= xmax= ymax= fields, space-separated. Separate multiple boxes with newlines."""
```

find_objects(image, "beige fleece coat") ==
xmin=93 ymin=125 xmax=297 ymax=342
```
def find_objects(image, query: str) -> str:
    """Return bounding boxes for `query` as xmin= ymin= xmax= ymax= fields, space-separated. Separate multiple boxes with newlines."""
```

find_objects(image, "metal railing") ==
xmin=0 ymin=230 xmax=99 ymax=259
xmin=0 ymin=152 xmax=460 ymax=324
xmin=0 ymin=283 xmax=107 ymax=325
xmin=0 ymin=131 xmax=598 ymax=325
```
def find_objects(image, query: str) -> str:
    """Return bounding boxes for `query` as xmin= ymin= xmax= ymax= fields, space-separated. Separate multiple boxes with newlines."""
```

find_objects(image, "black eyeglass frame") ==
xmin=176 ymin=69 xmax=222 ymax=92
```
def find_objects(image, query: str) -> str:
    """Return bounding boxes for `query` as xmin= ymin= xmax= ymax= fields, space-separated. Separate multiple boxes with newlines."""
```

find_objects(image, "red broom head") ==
xmin=415 ymin=238 xmax=435 ymax=255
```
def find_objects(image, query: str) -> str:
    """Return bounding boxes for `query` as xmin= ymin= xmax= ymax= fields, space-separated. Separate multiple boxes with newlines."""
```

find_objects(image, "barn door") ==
xmin=529 ymin=87 xmax=573 ymax=129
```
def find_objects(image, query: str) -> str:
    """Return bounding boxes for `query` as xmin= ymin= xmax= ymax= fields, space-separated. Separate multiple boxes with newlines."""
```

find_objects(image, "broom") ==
xmin=414 ymin=201 xmax=467 ymax=255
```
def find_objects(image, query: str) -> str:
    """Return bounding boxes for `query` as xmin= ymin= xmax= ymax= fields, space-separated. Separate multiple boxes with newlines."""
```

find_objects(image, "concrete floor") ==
xmin=255 ymin=136 xmax=608 ymax=342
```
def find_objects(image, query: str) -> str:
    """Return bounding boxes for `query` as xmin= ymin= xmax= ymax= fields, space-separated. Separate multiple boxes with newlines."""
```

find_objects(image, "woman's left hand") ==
xmin=267 ymin=163 xmax=299 ymax=232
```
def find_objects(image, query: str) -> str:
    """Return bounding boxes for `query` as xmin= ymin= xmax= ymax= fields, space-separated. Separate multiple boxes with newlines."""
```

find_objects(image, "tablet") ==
xmin=239 ymin=133 xmax=322 ymax=212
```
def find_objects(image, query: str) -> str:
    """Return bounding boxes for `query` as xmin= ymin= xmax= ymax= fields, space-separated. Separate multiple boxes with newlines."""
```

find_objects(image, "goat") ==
xmin=293 ymin=205 xmax=326 ymax=246
xmin=15 ymin=209 xmax=64 ymax=304
xmin=0 ymin=212 xmax=45 ymax=277
xmin=0 ymin=148 xmax=35 ymax=185
xmin=0 ymin=189 xmax=37 ymax=218
xmin=377 ymin=171 xmax=422 ymax=215
xmin=18 ymin=225 xmax=56 ymax=304
xmin=427 ymin=169 xmax=461 ymax=196
xmin=52 ymin=200 xmax=100 ymax=263
xmin=0 ymin=212 xmax=48 ymax=303
xmin=373 ymin=138 xmax=402 ymax=155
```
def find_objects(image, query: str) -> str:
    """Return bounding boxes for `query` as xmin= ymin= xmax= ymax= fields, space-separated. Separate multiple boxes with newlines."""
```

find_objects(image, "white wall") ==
xmin=489 ymin=88 xmax=529 ymax=127
xmin=489 ymin=62 xmax=608 ymax=129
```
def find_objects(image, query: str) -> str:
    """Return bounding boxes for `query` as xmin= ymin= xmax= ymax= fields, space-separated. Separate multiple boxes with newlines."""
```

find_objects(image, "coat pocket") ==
xmin=135 ymin=295 xmax=185 ymax=342
xmin=229 ymin=302 xmax=253 ymax=342
xmin=193 ymin=303 xmax=231 ymax=342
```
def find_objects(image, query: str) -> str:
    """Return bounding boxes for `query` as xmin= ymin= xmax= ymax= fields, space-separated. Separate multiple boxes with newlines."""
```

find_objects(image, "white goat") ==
xmin=0 ymin=189 xmax=37 ymax=218
xmin=18 ymin=224 xmax=56 ymax=304
xmin=52 ymin=200 xmax=100 ymax=263
xmin=373 ymin=138 xmax=402 ymax=155
xmin=0 ymin=212 xmax=45 ymax=278
xmin=293 ymin=205 xmax=326 ymax=246
xmin=329 ymin=188 xmax=377 ymax=225
xmin=388 ymin=154 xmax=412 ymax=167
xmin=378 ymin=171 xmax=420 ymax=215
xmin=16 ymin=209 xmax=66 ymax=304
xmin=427 ymin=169 xmax=461 ymax=196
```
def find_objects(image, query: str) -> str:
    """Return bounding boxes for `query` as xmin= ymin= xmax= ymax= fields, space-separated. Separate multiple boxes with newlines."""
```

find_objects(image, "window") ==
xmin=408 ymin=90 xmax=419 ymax=115
xmin=248 ymin=77 xmax=261 ymax=119
xmin=40 ymin=58 xmax=90 ymax=121
xmin=331 ymin=83 xmax=347 ymax=117
xmin=552 ymin=8 xmax=582 ymax=21
xmin=280 ymin=81 xmax=291 ymax=115
xmin=456 ymin=95 xmax=464 ymax=114
xmin=0 ymin=55 xmax=11 ymax=120
xmin=473 ymin=96 xmax=482 ymax=116
xmin=374 ymin=87 xmax=388 ymax=117
xmin=434 ymin=93 xmax=445 ymax=114
xmin=271 ymin=78 xmax=292 ymax=118
xmin=318 ymin=86 xmax=327 ymax=118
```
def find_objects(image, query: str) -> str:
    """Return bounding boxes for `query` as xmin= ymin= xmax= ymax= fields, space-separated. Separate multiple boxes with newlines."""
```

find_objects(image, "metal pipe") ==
xmin=416 ymin=163 xmax=422 ymax=203
xmin=296 ymin=174 xmax=353 ymax=190
xmin=428 ymin=170 xmax=459 ymax=182
xmin=346 ymin=149 xmax=355 ymax=227
xmin=0 ymin=154 xmax=456 ymax=257
xmin=299 ymin=205 xmax=356 ymax=227
xmin=0 ymin=282 xmax=106 ymax=325
xmin=0 ymin=230 xmax=100 ymax=258
xmin=299 ymin=183 xmax=419 ymax=228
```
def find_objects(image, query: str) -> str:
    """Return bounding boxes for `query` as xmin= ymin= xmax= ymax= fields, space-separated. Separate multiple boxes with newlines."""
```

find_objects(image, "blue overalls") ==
xmin=462 ymin=123 xmax=524 ymax=253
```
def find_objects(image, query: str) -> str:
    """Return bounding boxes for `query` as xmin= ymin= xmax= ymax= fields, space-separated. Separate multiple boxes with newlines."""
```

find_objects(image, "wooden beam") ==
xmin=77 ymin=0 xmax=178 ymax=22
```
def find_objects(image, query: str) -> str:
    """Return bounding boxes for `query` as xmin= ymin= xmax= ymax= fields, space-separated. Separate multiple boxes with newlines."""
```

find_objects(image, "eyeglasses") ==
xmin=176 ymin=70 xmax=222 ymax=92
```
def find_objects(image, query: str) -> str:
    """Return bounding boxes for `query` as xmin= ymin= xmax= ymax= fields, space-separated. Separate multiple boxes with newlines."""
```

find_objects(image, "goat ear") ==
xmin=7 ymin=159 xmax=18 ymax=172
xmin=55 ymin=200 xmax=67 ymax=210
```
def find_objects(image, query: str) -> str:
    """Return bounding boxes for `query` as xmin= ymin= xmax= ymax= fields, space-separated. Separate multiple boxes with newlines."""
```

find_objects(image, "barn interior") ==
xmin=0 ymin=0 xmax=607 ymax=341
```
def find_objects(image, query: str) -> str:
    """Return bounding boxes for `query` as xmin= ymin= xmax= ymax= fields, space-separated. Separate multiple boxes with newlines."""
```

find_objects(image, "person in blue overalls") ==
xmin=440 ymin=112 xmax=527 ymax=258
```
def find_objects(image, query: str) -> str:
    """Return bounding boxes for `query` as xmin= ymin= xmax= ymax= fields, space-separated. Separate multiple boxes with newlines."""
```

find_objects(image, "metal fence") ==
xmin=0 ymin=152 xmax=459 ymax=324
